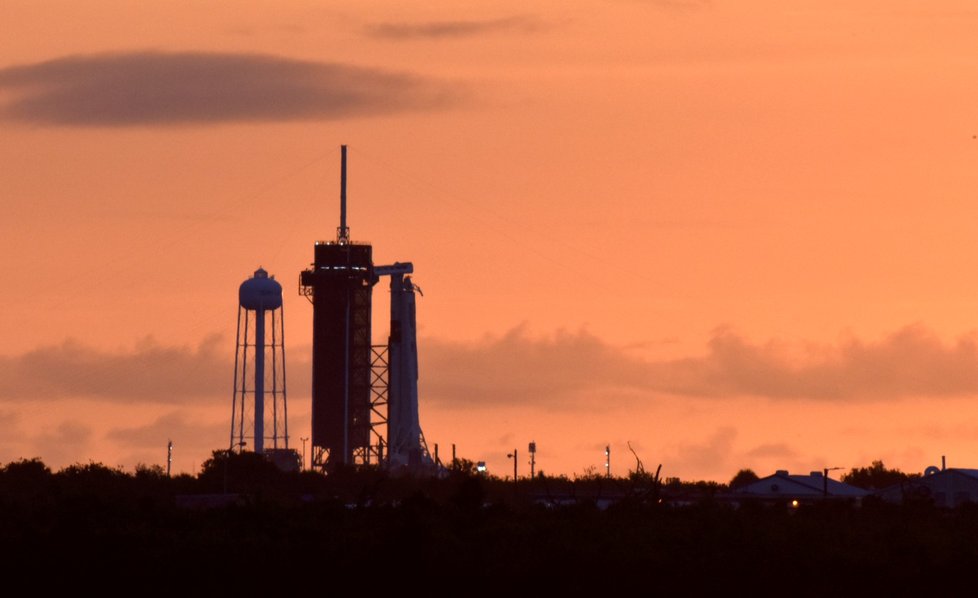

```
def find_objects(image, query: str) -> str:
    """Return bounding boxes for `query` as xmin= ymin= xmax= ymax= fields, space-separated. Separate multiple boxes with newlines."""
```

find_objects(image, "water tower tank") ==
xmin=239 ymin=268 xmax=283 ymax=310
xmin=230 ymin=267 xmax=289 ymax=456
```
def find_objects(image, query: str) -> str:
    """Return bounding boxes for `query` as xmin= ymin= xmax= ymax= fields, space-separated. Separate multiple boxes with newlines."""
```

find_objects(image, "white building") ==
xmin=731 ymin=470 xmax=869 ymax=504
xmin=876 ymin=468 xmax=978 ymax=507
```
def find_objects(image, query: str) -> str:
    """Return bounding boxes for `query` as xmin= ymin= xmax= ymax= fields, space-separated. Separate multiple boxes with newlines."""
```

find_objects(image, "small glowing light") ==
xmin=476 ymin=461 xmax=487 ymax=473
xmin=791 ymin=500 xmax=799 ymax=508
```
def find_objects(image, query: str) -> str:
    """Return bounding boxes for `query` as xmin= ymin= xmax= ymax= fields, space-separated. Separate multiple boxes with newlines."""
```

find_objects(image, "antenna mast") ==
xmin=337 ymin=145 xmax=350 ymax=244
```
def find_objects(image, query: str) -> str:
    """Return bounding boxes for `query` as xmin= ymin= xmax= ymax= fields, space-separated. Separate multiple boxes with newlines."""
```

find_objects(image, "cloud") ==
xmin=0 ymin=335 xmax=230 ymax=403
xmin=653 ymin=325 xmax=978 ymax=400
xmin=6 ymin=323 xmax=978 ymax=408
xmin=421 ymin=325 xmax=650 ymax=408
xmin=631 ymin=0 xmax=712 ymax=9
xmin=668 ymin=426 xmax=737 ymax=473
xmin=744 ymin=442 xmax=799 ymax=460
xmin=365 ymin=16 xmax=543 ymax=39
xmin=32 ymin=421 xmax=93 ymax=467
xmin=422 ymin=324 xmax=978 ymax=406
xmin=0 ymin=410 xmax=20 ymax=429
xmin=0 ymin=411 xmax=25 ymax=464
xmin=0 ymin=51 xmax=458 ymax=126
xmin=107 ymin=412 xmax=230 ymax=471
xmin=226 ymin=23 xmax=308 ymax=37
xmin=106 ymin=411 xmax=226 ymax=449
xmin=0 ymin=335 xmax=313 ymax=406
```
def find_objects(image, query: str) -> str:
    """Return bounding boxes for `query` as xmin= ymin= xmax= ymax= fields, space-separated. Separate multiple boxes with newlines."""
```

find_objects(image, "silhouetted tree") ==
xmin=0 ymin=458 xmax=52 ymax=499
xmin=841 ymin=460 xmax=916 ymax=490
xmin=134 ymin=463 xmax=166 ymax=478
xmin=56 ymin=461 xmax=132 ymax=499
xmin=453 ymin=458 xmax=478 ymax=475
xmin=729 ymin=468 xmax=760 ymax=489
xmin=198 ymin=449 xmax=290 ymax=496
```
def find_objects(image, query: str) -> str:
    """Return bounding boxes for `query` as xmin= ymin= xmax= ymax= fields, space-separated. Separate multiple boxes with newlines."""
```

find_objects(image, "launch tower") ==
xmin=301 ymin=145 xmax=431 ymax=471
xmin=300 ymin=147 xmax=375 ymax=468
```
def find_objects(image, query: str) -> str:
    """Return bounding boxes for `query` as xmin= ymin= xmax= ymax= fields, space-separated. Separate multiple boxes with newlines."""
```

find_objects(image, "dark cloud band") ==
xmin=0 ymin=336 xmax=230 ymax=403
xmin=652 ymin=325 xmax=978 ymax=400
xmin=0 ymin=51 xmax=457 ymax=126
xmin=3 ymin=324 xmax=978 ymax=406
xmin=423 ymin=324 xmax=978 ymax=405
xmin=365 ymin=16 xmax=542 ymax=40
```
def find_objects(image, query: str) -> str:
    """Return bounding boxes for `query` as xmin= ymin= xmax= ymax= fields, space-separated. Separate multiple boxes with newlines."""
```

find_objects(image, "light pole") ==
xmin=823 ymin=466 xmax=843 ymax=497
xmin=300 ymin=437 xmax=309 ymax=471
xmin=507 ymin=449 xmax=518 ymax=484
xmin=605 ymin=445 xmax=611 ymax=478
xmin=528 ymin=441 xmax=536 ymax=479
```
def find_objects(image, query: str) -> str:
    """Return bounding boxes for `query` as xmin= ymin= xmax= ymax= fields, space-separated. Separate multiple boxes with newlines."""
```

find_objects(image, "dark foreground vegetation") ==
xmin=0 ymin=454 xmax=973 ymax=592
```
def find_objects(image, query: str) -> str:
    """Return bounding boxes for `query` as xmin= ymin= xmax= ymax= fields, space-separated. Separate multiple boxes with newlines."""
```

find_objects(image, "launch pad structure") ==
xmin=300 ymin=146 xmax=430 ymax=471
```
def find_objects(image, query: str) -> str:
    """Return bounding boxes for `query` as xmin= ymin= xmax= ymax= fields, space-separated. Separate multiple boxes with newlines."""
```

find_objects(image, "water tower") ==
xmin=230 ymin=267 xmax=289 ymax=455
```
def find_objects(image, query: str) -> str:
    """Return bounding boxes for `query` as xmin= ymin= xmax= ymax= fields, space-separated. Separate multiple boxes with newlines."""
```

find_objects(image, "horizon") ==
xmin=4 ymin=1 xmax=978 ymax=481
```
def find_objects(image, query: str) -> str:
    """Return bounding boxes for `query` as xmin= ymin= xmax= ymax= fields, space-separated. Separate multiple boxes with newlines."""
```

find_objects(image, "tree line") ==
xmin=0 ymin=454 xmax=972 ymax=592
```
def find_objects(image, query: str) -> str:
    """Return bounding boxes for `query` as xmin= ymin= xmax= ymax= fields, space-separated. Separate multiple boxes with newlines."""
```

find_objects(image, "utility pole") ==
xmin=166 ymin=440 xmax=173 ymax=478
xmin=300 ymin=437 xmax=308 ymax=470
xmin=605 ymin=445 xmax=611 ymax=478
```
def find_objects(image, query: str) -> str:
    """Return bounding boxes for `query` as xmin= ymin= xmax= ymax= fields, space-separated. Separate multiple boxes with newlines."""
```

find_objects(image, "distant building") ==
xmin=876 ymin=468 xmax=978 ymax=507
xmin=730 ymin=470 xmax=869 ymax=504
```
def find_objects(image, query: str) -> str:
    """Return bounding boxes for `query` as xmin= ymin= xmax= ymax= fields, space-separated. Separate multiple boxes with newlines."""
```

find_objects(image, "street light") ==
xmin=823 ymin=466 xmax=844 ymax=497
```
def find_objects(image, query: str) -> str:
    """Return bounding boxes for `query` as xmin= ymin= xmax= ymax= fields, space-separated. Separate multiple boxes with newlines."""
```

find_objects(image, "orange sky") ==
xmin=4 ymin=1 xmax=978 ymax=480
